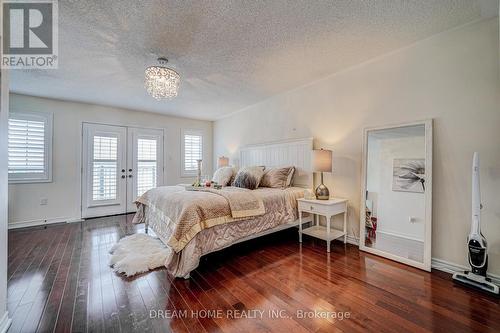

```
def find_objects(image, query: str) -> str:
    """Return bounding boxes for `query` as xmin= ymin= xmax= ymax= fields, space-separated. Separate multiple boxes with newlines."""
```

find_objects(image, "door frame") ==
xmin=81 ymin=123 xmax=127 ymax=218
xmin=80 ymin=121 xmax=165 ymax=219
xmin=126 ymin=127 xmax=165 ymax=213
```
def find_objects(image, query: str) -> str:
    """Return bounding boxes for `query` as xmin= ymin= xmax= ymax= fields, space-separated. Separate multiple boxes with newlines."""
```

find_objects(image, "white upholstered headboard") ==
xmin=239 ymin=138 xmax=313 ymax=189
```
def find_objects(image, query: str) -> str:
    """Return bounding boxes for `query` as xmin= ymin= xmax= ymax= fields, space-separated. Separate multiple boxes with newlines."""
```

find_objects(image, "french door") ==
xmin=82 ymin=123 xmax=164 ymax=218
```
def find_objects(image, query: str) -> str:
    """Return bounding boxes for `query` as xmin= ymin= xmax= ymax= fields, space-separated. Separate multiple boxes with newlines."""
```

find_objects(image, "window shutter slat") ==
xmin=8 ymin=117 xmax=47 ymax=175
xmin=137 ymin=138 xmax=157 ymax=197
xmin=92 ymin=136 xmax=118 ymax=201
xmin=184 ymin=133 xmax=203 ymax=172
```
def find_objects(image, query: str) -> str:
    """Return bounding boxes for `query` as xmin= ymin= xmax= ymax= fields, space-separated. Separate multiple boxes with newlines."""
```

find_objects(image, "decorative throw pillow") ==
xmin=212 ymin=166 xmax=234 ymax=186
xmin=286 ymin=166 xmax=296 ymax=187
xmin=260 ymin=166 xmax=295 ymax=189
xmin=232 ymin=166 xmax=265 ymax=190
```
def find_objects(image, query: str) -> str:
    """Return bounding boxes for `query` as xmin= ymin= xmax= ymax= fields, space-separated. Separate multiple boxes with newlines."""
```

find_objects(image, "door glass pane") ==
xmin=137 ymin=138 xmax=157 ymax=197
xmin=92 ymin=136 xmax=118 ymax=201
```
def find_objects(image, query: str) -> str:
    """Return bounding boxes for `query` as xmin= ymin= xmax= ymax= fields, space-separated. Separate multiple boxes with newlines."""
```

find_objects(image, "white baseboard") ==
xmin=67 ymin=218 xmax=84 ymax=223
xmin=8 ymin=216 xmax=83 ymax=229
xmin=344 ymin=234 xmax=500 ymax=284
xmin=0 ymin=312 xmax=12 ymax=333
xmin=431 ymin=257 xmax=500 ymax=285
xmin=346 ymin=234 xmax=359 ymax=246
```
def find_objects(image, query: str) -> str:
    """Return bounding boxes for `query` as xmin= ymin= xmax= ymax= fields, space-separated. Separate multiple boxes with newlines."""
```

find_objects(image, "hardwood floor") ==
xmin=7 ymin=214 xmax=500 ymax=333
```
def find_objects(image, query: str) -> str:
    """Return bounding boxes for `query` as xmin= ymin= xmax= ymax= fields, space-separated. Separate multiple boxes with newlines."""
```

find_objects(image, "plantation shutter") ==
xmin=8 ymin=112 xmax=52 ymax=182
xmin=137 ymin=138 xmax=157 ymax=196
xmin=92 ymin=135 xmax=118 ymax=201
xmin=184 ymin=133 xmax=202 ymax=173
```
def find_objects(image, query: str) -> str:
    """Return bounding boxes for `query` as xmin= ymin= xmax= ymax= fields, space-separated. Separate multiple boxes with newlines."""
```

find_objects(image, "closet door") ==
xmin=126 ymin=128 xmax=164 ymax=213
xmin=82 ymin=123 xmax=127 ymax=218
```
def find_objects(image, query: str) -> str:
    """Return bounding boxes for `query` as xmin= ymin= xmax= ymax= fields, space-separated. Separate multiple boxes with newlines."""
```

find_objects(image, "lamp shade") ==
xmin=218 ymin=156 xmax=229 ymax=168
xmin=312 ymin=149 xmax=332 ymax=172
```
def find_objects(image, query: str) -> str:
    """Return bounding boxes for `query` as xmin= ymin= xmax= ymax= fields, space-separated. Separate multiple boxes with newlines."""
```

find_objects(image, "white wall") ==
xmin=0 ymin=69 xmax=12 ymax=332
xmin=214 ymin=18 xmax=500 ymax=274
xmin=8 ymin=94 xmax=213 ymax=227
xmin=367 ymin=135 xmax=425 ymax=241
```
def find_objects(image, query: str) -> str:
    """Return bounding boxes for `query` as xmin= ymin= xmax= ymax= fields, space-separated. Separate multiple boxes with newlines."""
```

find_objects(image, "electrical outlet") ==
xmin=40 ymin=198 xmax=48 ymax=205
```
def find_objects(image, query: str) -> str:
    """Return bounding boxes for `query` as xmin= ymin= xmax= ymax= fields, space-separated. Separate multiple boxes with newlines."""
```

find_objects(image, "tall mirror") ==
xmin=360 ymin=120 xmax=432 ymax=271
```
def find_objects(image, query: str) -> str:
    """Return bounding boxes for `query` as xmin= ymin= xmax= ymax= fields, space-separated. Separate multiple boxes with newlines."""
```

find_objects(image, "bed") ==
xmin=134 ymin=138 xmax=313 ymax=278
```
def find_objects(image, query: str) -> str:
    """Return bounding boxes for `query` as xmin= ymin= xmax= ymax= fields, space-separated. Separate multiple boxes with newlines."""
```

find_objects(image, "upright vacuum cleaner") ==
xmin=452 ymin=152 xmax=499 ymax=295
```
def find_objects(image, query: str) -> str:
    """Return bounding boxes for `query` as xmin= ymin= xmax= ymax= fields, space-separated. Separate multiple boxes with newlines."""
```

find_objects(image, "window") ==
xmin=8 ymin=111 xmax=53 ymax=183
xmin=182 ymin=130 xmax=203 ymax=176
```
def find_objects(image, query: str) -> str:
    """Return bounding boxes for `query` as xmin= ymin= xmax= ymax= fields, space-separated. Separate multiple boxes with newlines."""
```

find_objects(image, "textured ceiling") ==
xmin=10 ymin=0 xmax=496 ymax=120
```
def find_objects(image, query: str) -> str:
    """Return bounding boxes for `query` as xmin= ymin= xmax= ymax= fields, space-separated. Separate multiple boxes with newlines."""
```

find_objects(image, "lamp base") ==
xmin=315 ymin=184 xmax=330 ymax=200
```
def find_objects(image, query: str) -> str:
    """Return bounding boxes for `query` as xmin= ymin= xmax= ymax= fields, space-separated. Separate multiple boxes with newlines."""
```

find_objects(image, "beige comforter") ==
xmin=134 ymin=186 xmax=265 ymax=252
xmin=134 ymin=186 xmax=304 ymax=277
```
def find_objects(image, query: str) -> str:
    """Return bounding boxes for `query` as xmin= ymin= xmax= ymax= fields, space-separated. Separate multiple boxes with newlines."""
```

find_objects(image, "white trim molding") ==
xmin=0 ymin=312 xmax=12 ymax=333
xmin=8 ymin=216 xmax=83 ymax=230
xmin=431 ymin=257 xmax=500 ymax=285
xmin=348 ymin=235 xmax=500 ymax=284
xmin=346 ymin=234 xmax=359 ymax=246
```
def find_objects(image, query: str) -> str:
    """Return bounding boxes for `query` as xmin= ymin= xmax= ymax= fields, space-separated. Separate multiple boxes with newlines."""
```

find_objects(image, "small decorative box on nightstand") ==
xmin=297 ymin=198 xmax=348 ymax=252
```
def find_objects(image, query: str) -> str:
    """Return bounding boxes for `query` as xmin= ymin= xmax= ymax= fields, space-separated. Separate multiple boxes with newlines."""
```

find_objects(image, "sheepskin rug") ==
xmin=109 ymin=233 xmax=169 ymax=277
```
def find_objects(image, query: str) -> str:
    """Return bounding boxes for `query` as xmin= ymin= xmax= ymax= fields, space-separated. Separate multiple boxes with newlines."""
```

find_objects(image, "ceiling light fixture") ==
xmin=144 ymin=57 xmax=180 ymax=100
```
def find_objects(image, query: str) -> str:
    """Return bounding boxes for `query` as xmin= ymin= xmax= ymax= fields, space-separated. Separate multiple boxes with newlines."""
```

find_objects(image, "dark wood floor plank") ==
xmin=157 ymin=270 xmax=207 ymax=333
xmin=35 ymin=225 xmax=78 ymax=333
xmin=16 ymin=225 xmax=74 ymax=333
xmin=99 ymin=228 xmax=123 ymax=333
xmin=7 ymin=226 xmax=67 ymax=320
xmin=207 ymin=263 xmax=309 ymax=333
xmin=7 ymin=227 xmax=60 ymax=303
xmin=167 ymin=274 xmax=223 ymax=333
xmin=273 ymin=244 xmax=495 ymax=332
xmin=71 ymin=223 xmax=92 ymax=333
xmin=53 ymin=228 xmax=83 ymax=333
xmin=252 ymin=250 xmax=420 ymax=332
xmin=7 ymin=214 xmax=500 ymax=333
xmin=180 ymin=272 xmax=242 ymax=333
xmin=150 ymin=269 xmax=191 ymax=333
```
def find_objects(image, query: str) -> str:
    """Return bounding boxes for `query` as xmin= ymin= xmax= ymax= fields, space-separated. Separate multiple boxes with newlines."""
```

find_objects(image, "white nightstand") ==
xmin=297 ymin=198 xmax=348 ymax=252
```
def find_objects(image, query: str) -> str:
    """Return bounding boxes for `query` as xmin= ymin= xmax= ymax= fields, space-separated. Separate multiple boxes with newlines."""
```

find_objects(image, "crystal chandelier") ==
xmin=144 ymin=57 xmax=180 ymax=100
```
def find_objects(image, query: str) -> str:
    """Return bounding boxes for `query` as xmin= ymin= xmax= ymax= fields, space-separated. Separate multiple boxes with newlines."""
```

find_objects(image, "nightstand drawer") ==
xmin=298 ymin=201 xmax=331 ymax=215
xmin=298 ymin=200 xmax=347 ymax=216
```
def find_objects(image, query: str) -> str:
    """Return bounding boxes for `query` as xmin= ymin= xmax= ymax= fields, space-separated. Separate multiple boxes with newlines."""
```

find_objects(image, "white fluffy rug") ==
xmin=109 ymin=233 xmax=169 ymax=277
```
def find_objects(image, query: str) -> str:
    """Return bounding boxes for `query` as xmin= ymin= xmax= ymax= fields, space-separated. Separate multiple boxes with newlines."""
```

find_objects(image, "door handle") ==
xmin=121 ymin=175 xmax=126 ymax=179
xmin=121 ymin=169 xmax=125 ymax=173
xmin=128 ymin=174 xmax=133 ymax=178
xmin=129 ymin=169 xmax=132 ymax=172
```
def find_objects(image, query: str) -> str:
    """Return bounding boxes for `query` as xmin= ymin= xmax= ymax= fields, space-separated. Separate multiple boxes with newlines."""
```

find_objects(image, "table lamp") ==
xmin=312 ymin=148 xmax=332 ymax=200
xmin=218 ymin=156 xmax=229 ymax=168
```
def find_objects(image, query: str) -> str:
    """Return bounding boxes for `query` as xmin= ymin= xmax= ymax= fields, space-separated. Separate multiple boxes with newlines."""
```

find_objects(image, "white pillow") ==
xmin=212 ymin=166 xmax=234 ymax=186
